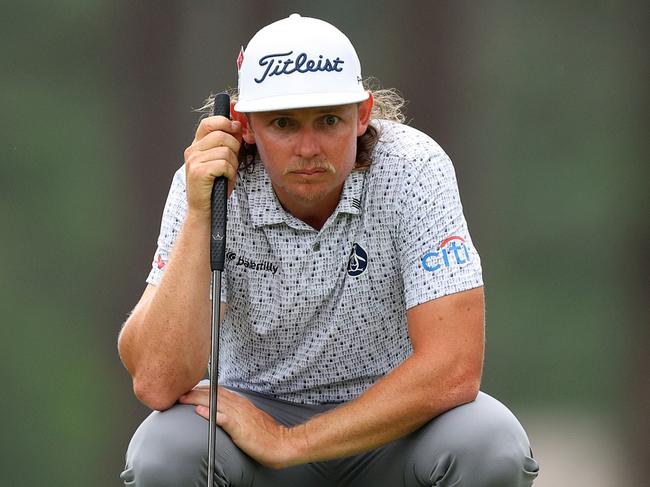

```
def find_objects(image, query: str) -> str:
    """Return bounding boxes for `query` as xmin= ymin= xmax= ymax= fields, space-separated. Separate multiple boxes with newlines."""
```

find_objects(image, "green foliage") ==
xmin=1 ymin=1 xmax=122 ymax=485
xmin=463 ymin=2 xmax=646 ymax=411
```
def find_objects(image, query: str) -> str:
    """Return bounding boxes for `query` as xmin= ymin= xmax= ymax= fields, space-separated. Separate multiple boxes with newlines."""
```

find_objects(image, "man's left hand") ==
xmin=178 ymin=385 xmax=308 ymax=469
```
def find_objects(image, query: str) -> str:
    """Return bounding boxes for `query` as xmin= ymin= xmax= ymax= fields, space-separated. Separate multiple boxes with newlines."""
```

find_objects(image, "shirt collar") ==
xmin=245 ymin=163 xmax=365 ymax=229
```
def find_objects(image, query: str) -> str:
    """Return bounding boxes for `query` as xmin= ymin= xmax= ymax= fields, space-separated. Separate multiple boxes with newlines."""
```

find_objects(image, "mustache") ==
xmin=283 ymin=159 xmax=336 ymax=175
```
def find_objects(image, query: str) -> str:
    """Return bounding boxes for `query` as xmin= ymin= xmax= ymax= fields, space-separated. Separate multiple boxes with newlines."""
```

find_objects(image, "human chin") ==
xmin=285 ymin=181 xmax=333 ymax=202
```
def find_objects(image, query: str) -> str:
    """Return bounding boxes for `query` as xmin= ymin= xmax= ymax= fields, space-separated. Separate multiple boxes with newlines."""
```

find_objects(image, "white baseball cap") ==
xmin=234 ymin=14 xmax=369 ymax=113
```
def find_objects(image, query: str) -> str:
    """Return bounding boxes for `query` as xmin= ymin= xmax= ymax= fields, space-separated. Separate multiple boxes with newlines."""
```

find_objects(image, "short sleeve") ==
xmin=145 ymin=167 xmax=229 ymax=303
xmin=146 ymin=167 xmax=188 ymax=286
xmin=396 ymin=148 xmax=483 ymax=309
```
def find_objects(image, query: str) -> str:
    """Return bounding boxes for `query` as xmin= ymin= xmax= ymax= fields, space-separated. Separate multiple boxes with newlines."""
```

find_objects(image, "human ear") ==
xmin=357 ymin=92 xmax=374 ymax=136
xmin=231 ymin=103 xmax=256 ymax=144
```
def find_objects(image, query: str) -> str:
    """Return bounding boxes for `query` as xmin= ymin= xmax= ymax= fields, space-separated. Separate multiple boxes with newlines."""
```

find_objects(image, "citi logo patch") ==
xmin=347 ymin=243 xmax=368 ymax=276
xmin=421 ymin=236 xmax=471 ymax=272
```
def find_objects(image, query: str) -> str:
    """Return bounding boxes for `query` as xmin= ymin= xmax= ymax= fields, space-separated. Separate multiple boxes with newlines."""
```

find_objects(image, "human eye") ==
xmin=322 ymin=115 xmax=339 ymax=126
xmin=272 ymin=117 xmax=293 ymax=129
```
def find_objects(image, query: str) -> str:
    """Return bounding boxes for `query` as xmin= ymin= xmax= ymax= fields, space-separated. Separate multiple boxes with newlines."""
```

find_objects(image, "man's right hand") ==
xmin=183 ymin=115 xmax=242 ymax=217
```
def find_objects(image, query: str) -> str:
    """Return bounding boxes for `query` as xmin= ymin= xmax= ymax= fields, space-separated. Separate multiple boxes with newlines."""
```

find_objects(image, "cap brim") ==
xmin=234 ymin=91 xmax=369 ymax=113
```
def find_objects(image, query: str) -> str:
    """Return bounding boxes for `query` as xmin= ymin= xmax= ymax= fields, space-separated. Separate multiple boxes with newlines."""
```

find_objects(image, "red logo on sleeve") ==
xmin=156 ymin=254 xmax=166 ymax=270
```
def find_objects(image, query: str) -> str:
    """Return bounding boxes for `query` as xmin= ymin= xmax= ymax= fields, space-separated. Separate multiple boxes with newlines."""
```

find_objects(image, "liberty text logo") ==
xmin=226 ymin=250 xmax=278 ymax=275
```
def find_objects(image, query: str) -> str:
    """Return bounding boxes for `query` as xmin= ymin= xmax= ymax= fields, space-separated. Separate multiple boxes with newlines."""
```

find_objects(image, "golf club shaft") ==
xmin=207 ymin=92 xmax=230 ymax=487
xmin=208 ymin=270 xmax=222 ymax=487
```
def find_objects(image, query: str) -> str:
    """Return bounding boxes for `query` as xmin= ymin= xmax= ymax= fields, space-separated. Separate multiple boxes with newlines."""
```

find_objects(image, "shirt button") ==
xmin=313 ymin=242 xmax=321 ymax=252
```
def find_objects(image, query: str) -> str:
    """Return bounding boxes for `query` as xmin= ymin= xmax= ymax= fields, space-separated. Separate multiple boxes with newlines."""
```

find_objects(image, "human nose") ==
xmin=294 ymin=127 xmax=320 ymax=159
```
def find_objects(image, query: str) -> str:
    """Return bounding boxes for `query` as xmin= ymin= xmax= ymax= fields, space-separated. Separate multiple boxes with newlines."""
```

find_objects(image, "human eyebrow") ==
xmin=314 ymin=106 xmax=347 ymax=114
xmin=264 ymin=110 xmax=296 ymax=117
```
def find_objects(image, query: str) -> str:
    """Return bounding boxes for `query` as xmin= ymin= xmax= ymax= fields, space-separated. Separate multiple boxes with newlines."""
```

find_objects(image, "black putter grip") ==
xmin=210 ymin=92 xmax=230 ymax=271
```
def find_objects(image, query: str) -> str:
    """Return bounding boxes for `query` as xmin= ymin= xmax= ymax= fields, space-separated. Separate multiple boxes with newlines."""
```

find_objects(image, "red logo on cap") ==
xmin=236 ymin=46 xmax=244 ymax=72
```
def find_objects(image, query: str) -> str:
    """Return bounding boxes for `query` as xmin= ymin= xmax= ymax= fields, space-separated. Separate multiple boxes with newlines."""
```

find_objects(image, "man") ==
xmin=119 ymin=14 xmax=539 ymax=486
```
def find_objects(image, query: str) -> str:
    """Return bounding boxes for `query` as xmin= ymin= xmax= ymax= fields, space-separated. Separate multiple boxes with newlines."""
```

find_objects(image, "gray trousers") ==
xmin=121 ymin=389 xmax=539 ymax=486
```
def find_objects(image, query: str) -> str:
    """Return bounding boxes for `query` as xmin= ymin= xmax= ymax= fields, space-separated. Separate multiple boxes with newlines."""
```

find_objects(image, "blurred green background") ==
xmin=2 ymin=1 xmax=647 ymax=485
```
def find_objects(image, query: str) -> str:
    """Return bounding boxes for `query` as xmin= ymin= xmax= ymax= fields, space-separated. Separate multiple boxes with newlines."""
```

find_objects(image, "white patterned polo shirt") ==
xmin=147 ymin=120 xmax=483 ymax=404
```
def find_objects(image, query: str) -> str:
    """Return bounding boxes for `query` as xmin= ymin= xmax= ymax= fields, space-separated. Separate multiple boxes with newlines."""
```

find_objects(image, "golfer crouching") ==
xmin=118 ymin=14 xmax=539 ymax=487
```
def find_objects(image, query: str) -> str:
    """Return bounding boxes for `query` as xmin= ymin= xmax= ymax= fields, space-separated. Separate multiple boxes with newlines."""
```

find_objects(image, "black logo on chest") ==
xmin=347 ymin=243 xmax=368 ymax=277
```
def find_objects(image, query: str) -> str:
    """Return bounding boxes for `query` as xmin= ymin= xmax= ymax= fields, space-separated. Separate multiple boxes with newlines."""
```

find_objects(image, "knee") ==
xmin=122 ymin=447 xmax=204 ymax=487
xmin=121 ymin=404 xmax=254 ymax=487
xmin=455 ymin=439 xmax=539 ymax=487
xmin=121 ymin=405 xmax=208 ymax=486
xmin=415 ymin=432 xmax=539 ymax=487
xmin=412 ymin=394 xmax=539 ymax=486
xmin=455 ymin=398 xmax=539 ymax=486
